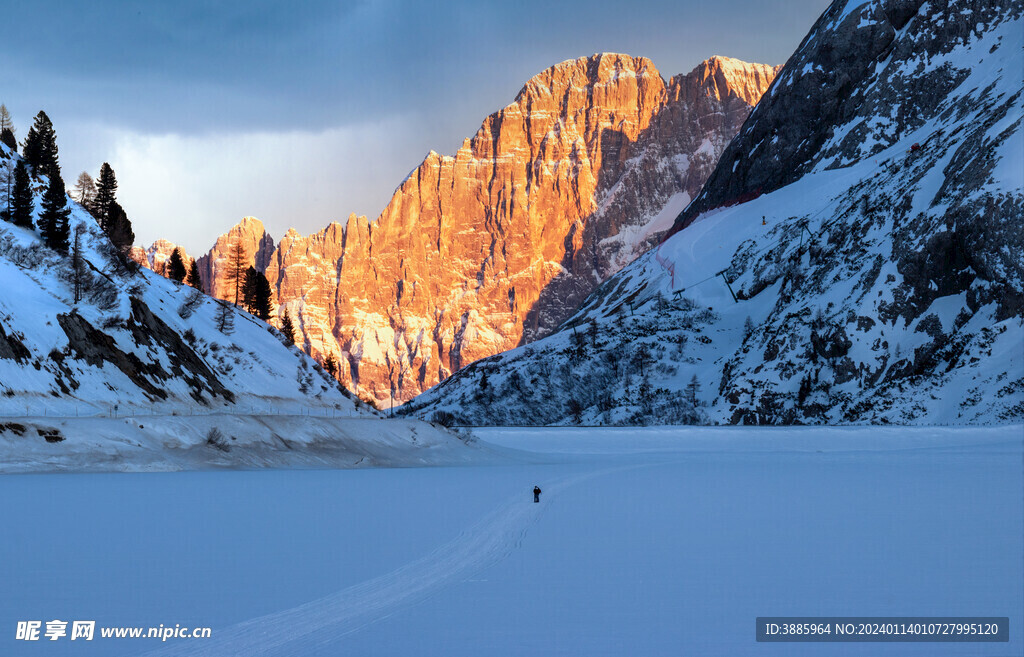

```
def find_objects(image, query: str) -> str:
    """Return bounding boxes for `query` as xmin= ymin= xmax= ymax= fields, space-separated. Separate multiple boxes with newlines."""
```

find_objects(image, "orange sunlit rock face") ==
xmin=197 ymin=216 xmax=276 ymax=303
xmin=198 ymin=54 xmax=778 ymax=404
xmin=131 ymin=239 xmax=192 ymax=276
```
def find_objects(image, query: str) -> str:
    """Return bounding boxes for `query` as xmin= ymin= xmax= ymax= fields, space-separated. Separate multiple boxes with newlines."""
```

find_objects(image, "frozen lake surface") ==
xmin=1 ymin=425 xmax=1021 ymax=656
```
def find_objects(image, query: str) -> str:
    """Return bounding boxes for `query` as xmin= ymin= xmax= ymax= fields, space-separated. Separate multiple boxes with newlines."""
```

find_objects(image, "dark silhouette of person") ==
xmin=533 ymin=486 xmax=541 ymax=503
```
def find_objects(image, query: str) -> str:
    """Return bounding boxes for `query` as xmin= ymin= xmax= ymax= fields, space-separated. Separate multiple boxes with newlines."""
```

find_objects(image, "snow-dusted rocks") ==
xmin=676 ymin=0 xmax=1022 ymax=228
xmin=404 ymin=0 xmax=1024 ymax=426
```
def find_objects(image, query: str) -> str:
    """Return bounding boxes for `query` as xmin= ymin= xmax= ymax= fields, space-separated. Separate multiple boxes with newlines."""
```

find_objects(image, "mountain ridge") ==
xmin=180 ymin=53 xmax=779 ymax=404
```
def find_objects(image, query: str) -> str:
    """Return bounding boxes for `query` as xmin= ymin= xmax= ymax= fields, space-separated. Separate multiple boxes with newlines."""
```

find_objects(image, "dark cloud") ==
xmin=2 ymin=0 xmax=829 ymax=134
xmin=0 ymin=0 xmax=831 ymax=250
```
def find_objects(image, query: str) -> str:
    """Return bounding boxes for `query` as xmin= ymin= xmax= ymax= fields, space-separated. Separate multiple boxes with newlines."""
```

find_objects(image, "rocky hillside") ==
xmin=0 ymin=142 xmax=478 ymax=471
xmin=404 ymin=0 xmax=1023 ymax=426
xmin=195 ymin=54 xmax=778 ymax=404
xmin=0 ymin=143 xmax=381 ymax=420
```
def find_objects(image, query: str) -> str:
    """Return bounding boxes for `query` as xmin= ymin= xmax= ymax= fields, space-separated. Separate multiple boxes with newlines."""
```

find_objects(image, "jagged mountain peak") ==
xmin=196 ymin=216 xmax=276 ymax=298
xmin=129 ymin=239 xmax=191 ymax=275
xmin=516 ymin=53 xmax=664 ymax=100
xmin=676 ymin=56 xmax=782 ymax=106
xmin=189 ymin=53 xmax=779 ymax=404
xmin=236 ymin=215 xmax=265 ymax=229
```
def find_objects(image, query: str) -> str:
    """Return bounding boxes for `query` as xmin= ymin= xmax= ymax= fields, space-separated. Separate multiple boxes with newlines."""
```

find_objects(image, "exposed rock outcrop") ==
xmin=201 ymin=54 xmax=778 ymax=403
xmin=130 ymin=239 xmax=192 ymax=276
xmin=673 ymin=0 xmax=1018 ymax=229
xmin=197 ymin=216 xmax=275 ymax=300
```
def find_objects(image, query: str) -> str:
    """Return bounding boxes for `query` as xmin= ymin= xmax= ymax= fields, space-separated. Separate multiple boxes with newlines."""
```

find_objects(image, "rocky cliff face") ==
xmin=674 ymin=0 xmax=1018 ymax=229
xmin=196 ymin=216 xmax=276 ymax=302
xmin=201 ymin=54 xmax=777 ymax=403
xmin=405 ymin=0 xmax=1023 ymax=426
xmin=130 ymin=239 xmax=192 ymax=275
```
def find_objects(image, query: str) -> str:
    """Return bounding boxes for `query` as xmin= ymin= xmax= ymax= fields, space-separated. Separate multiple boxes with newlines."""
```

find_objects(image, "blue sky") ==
xmin=0 ymin=0 xmax=831 ymax=254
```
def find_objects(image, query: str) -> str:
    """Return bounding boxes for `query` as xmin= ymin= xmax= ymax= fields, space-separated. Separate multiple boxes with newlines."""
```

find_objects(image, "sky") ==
xmin=0 ymin=0 xmax=832 ymax=256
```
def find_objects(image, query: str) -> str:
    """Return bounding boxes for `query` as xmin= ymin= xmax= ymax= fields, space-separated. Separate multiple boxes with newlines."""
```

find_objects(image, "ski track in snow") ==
xmin=142 ymin=464 xmax=640 ymax=656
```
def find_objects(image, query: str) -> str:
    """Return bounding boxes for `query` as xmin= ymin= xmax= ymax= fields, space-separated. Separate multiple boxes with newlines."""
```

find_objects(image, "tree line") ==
xmin=1 ymin=105 xmax=301 ymax=359
xmin=0 ymin=107 xmax=133 ymax=256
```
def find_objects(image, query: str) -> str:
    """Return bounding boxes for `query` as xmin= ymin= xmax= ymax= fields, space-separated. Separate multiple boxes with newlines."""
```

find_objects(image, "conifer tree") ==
xmin=238 ymin=267 xmax=274 ymax=320
xmin=93 ymin=163 xmax=117 ymax=229
xmin=71 ymin=225 xmax=88 ymax=303
xmin=0 ymin=129 xmax=15 ymax=153
xmin=323 ymin=354 xmax=338 ymax=378
xmin=167 ymin=248 xmax=187 ymax=282
xmin=10 ymin=160 xmax=33 ymax=228
xmin=22 ymin=111 xmax=59 ymax=176
xmin=186 ymin=259 xmax=203 ymax=290
xmin=39 ymin=173 xmax=70 ymax=253
xmin=21 ymin=122 xmax=40 ymax=170
xmin=797 ymin=373 xmax=812 ymax=407
xmin=105 ymin=201 xmax=134 ymax=256
xmin=252 ymin=270 xmax=273 ymax=320
xmin=567 ymin=397 xmax=584 ymax=424
xmin=242 ymin=266 xmax=259 ymax=311
xmin=280 ymin=312 xmax=296 ymax=345
xmin=684 ymin=375 xmax=701 ymax=407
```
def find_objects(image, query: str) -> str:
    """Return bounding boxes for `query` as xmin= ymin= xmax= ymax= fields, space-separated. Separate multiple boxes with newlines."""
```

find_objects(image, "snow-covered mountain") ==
xmin=0 ymin=143 xmax=476 ymax=470
xmin=403 ymin=0 xmax=1023 ymax=426
xmin=188 ymin=55 xmax=778 ymax=406
xmin=0 ymin=176 xmax=350 ymax=417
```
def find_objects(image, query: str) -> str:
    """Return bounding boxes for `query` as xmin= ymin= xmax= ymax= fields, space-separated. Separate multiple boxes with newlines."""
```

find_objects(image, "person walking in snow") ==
xmin=533 ymin=486 xmax=541 ymax=503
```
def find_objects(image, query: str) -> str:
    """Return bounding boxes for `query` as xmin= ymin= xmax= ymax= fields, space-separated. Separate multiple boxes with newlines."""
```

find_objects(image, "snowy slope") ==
xmin=404 ymin=0 xmax=1023 ymax=426
xmin=0 ymin=198 xmax=358 ymax=416
xmin=0 ymin=144 xmax=473 ymax=469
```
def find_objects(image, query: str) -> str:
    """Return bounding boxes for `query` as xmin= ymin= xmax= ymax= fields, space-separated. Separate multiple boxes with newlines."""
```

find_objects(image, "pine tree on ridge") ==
xmin=39 ymin=173 xmax=70 ymax=253
xmin=93 ymin=163 xmax=117 ymax=230
xmin=186 ymin=259 xmax=203 ymax=290
xmin=167 ymin=248 xmax=187 ymax=283
xmin=281 ymin=312 xmax=297 ymax=345
xmin=9 ymin=161 xmax=33 ymax=228
xmin=22 ymin=111 xmax=59 ymax=176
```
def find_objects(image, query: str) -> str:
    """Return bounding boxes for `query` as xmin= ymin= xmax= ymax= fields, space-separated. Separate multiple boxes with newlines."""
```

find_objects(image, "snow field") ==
xmin=0 ymin=425 xmax=1019 ymax=656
